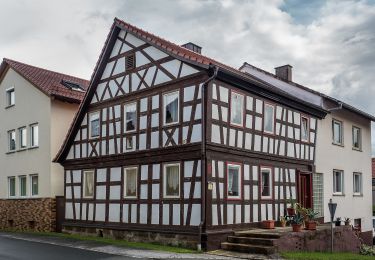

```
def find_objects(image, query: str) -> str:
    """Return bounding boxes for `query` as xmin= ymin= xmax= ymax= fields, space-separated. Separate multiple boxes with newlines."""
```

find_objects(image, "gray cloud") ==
xmin=1 ymin=0 xmax=375 ymax=153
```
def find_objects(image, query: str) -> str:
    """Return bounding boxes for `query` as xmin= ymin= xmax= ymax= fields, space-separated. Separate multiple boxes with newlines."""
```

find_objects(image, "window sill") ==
xmin=332 ymin=193 xmax=345 ymax=197
xmin=352 ymin=147 xmax=362 ymax=152
xmin=5 ymin=104 xmax=15 ymax=109
xmin=6 ymin=151 xmax=16 ymax=154
xmin=17 ymin=148 xmax=28 ymax=152
xmin=332 ymin=142 xmax=344 ymax=147
xmin=28 ymin=146 xmax=39 ymax=150
xmin=353 ymin=194 xmax=363 ymax=197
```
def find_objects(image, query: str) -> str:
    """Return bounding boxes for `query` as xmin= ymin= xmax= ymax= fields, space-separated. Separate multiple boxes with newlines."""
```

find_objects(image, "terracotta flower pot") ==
xmin=292 ymin=224 xmax=302 ymax=232
xmin=280 ymin=222 xmax=287 ymax=228
xmin=287 ymin=208 xmax=296 ymax=216
xmin=305 ymin=221 xmax=317 ymax=230
xmin=262 ymin=220 xmax=275 ymax=229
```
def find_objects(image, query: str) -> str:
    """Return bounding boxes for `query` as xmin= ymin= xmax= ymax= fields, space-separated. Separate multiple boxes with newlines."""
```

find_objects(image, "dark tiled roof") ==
xmin=0 ymin=58 xmax=89 ymax=103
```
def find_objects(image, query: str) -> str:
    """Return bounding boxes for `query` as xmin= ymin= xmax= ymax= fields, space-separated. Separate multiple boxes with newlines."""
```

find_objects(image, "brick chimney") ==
xmin=181 ymin=42 xmax=202 ymax=54
xmin=275 ymin=65 xmax=293 ymax=82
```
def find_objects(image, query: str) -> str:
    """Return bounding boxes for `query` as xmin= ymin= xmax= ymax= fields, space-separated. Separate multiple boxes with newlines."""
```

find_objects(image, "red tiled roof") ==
xmin=114 ymin=18 xmax=241 ymax=75
xmin=372 ymin=158 xmax=375 ymax=178
xmin=0 ymin=58 xmax=89 ymax=103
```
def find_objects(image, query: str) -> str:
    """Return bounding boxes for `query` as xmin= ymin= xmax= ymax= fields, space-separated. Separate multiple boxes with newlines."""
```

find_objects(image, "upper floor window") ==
xmin=301 ymin=116 xmax=309 ymax=142
xmin=30 ymin=124 xmax=39 ymax=147
xmin=353 ymin=172 xmax=362 ymax=195
xmin=163 ymin=91 xmax=179 ymax=125
xmin=261 ymin=167 xmax=273 ymax=199
xmin=8 ymin=177 xmax=16 ymax=197
xmin=89 ymin=112 xmax=100 ymax=138
xmin=264 ymin=104 xmax=275 ymax=134
xmin=333 ymin=169 xmax=344 ymax=195
xmin=8 ymin=130 xmax=16 ymax=151
xmin=124 ymin=102 xmax=137 ymax=132
xmin=352 ymin=126 xmax=361 ymax=150
xmin=6 ymin=87 xmax=15 ymax=107
xmin=19 ymin=127 xmax=27 ymax=149
xmin=230 ymin=92 xmax=244 ymax=126
xmin=83 ymin=170 xmax=94 ymax=198
xmin=227 ymin=163 xmax=241 ymax=199
xmin=30 ymin=174 xmax=39 ymax=196
xmin=19 ymin=175 xmax=27 ymax=197
xmin=124 ymin=167 xmax=137 ymax=198
xmin=332 ymin=119 xmax=343 ymax=145
xmin=163 ymin=163 xmax=180 ymax=198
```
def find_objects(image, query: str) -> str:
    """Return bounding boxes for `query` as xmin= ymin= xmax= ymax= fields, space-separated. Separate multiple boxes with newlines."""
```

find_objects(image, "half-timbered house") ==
xmin=55 ymin=18 xmax=329 ymax=250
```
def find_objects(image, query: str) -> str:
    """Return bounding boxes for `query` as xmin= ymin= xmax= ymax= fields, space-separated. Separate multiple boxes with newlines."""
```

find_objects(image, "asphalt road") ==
xmin=0 ymin=236 xmax=131 ymax=260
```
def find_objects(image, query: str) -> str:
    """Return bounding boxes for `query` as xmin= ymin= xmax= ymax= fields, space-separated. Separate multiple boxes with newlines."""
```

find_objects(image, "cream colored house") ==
xmin=0 ymin=58 xmax=88 ymax=231
xmin=240 ymin=63 xmax=374 ymax=244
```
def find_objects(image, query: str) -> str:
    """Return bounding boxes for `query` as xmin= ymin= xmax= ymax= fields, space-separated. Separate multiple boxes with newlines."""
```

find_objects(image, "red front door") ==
xmin=298 ymin=172 xmax=312 ymax=209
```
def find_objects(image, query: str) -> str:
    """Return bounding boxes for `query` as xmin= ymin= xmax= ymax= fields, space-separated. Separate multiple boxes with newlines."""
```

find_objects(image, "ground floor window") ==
xmin=19 ymin=175 xmax=27 ymax=197
xmin=227 ymin=163 xmax=241 ymax=198
xmin=30 ymin=175 xmax=38 ymax=196
xmin=333 ymin=170 xmax=344 ymax=195
xmin=261 ymin=167 xmax=272 ymax=199
xmin=163 ymin=163 xmax=180 ymax=198
xmin=8 ymin=177 xmax=16 ymax=197
xmin=313 ymin=173 xmax=323 ymax=217
xmin=124 ymin=167 xmax=137 ymax=198
xmin=83 ymin=170 xmax=94 ymax=198
xmin=353 ymin=172 xmax=362 ymax=195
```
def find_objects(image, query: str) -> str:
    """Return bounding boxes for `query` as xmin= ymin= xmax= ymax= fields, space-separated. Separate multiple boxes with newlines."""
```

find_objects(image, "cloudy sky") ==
xmin=1 ymin=0 xmax=375 ymax=151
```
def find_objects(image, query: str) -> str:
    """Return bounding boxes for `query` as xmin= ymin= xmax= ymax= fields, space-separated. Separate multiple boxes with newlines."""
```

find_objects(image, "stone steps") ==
xmin=221 ymin=242 xmax=276 ymax=255
xmin=221 ymin=231 xmax=280 ymax=255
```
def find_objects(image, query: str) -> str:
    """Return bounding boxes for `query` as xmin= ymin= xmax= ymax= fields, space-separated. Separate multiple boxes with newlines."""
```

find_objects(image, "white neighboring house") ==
xmin=240 ymin=63 xmax=374 ymax=244
xmin=0 ymin=58 xmax=88 ymax=231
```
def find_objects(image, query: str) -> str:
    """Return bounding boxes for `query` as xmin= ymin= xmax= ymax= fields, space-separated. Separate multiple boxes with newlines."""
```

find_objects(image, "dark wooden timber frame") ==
xmin=56 ymin=19 xmax=328 ymax=250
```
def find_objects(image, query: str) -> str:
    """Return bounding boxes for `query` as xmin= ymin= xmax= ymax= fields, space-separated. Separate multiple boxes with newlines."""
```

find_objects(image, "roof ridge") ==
xmin=3 ymin=58 xmax=89 ymax=84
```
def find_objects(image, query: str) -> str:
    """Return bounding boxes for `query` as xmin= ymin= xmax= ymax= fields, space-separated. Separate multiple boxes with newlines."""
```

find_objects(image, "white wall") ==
xmin=315 ymin=109 xmax=372 ymax=232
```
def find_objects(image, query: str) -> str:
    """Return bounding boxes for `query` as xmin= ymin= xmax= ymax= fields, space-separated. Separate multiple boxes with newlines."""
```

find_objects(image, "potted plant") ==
xmin=305 ymin=208 xmax=319 ymax=230
xmin=280 ymin=216 xmax=287 ymax=227
xmin=344 ymin=217 xmax=351 ymax=226
xmin=291 ymin=213 xmax=304 ymax=232
xmin=262 ymin=220 xmax=275 ymax=229
xmin=335 ymin=217 xmax=342 ymax=226
xmin=287 ymin=199 xmax=297 ymax=216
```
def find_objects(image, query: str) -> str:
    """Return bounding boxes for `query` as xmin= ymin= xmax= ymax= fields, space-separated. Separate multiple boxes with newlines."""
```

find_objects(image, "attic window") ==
xmin=125 ymin=54 xmax=135 ymax=70
xmin=61 ymin=79 xmax=85 ymax=92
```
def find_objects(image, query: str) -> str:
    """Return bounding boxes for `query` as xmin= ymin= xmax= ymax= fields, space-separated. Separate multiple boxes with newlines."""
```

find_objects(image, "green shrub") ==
xmin=360 ymin=244 xmax=375 ymax=256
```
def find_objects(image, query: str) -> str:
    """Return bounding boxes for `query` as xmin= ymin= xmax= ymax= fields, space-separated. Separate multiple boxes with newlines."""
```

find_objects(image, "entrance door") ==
xmin=297 ymin=172 xmax=312 ymax=209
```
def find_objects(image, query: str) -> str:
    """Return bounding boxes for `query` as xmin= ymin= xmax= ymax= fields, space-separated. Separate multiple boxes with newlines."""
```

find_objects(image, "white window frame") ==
xmin=30 ymin=124 xmax=39 ymax=147
xmin=332 ymin=119 xmax=343 ymax=145
xmin=89 ymin=112 xmax=100 ymax=139
xmin=301 ymin=116 xmax=309 ymax=142
xmin=19 ymin=175 xmax=27 ymax=197
xmin=230 ymin=91 xmax=244 ymax=127
xmin=352 ymin=126 xmax=361 ymax=150
xmin=227 ymin=163 xmax=241 ymax=199
xmin=163 ymin=91 xmax=180 ymax=126
xmin=260 ymin=167 xmax=273 ymax=199
xmin=353 ymin=172 xmax=362 ymax=196
xmin=19 ymin=127 xmax=27 ymax=149
xmin=163 ymin=163 xmax=180 ymax=199
xmin=30 ymin=174 xmax=39 ymax=197
xmin=8 ymin=130 xmax=16 ymax=152
xmin=83 ymin=170 xmax=95 ymax=198
xmin=8 ymin=176 xmax=16 ymax=198
xmin=263 ymin=103 xmax=275 ymax=134
xmin=125 ymin=136 xmax=134 ymax=151
xmin=124 ymin=102 xmax=137 ymax=133
xmin=124 ymin=167 xmax=138 ymax=198
xmin=333 ymin=169 xmax=344 ymax=195
xmin=6 ymin=87 xmax=15 ymax=107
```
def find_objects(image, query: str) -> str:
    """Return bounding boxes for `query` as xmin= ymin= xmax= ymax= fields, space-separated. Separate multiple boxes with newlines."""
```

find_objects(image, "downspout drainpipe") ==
xmin=327 ymin=102 xmax=343 ymax=112
xmin=198 ymin=65 xmax=218 ymax=251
